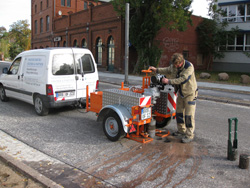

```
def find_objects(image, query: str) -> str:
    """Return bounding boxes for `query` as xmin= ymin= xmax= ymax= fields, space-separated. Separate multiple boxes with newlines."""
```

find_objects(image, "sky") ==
xmin=0 ymin=0 xmax=210 ymax=31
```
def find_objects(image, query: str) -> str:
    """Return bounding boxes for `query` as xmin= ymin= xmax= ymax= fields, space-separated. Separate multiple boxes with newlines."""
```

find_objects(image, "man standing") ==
xmin=149 ymin=53 xmax=198 ymax=143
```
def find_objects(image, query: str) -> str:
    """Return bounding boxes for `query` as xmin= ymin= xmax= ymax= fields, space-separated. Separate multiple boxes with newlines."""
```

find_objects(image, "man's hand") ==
xmin=149 ymin=66 xmax=157 ymax=72
xmin=162 ymin=77 xmax=169 ymax=84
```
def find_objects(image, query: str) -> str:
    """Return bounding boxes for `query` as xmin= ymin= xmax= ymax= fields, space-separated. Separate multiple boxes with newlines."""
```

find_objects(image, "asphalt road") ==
xmin=198 ymin=88 xmax=250 ymax=107
xmin=0 ymin=82 xmax=249 ymax=188
xmin=199 ymin=88 xmax=250 ymax=101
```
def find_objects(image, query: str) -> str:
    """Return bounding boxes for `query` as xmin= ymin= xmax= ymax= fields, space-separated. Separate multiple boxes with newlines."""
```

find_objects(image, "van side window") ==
xmin=9 ymin=57 xmax=22 ymax=75
xmin=80 ymin=54 xmax=95 ymax=74
xmin=52 ymin=54 xmax=74 ymax=75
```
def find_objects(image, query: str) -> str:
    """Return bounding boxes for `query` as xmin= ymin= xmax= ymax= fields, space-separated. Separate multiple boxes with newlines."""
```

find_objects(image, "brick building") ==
xmin=155 ymin=15 xmax=206 ymax=69
xmin=31 ymin=0 xmax=207 ymax=72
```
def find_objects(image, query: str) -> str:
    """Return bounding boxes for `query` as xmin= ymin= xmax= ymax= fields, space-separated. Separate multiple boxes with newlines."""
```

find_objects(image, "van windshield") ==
xmin=52 ymin=54 xmax=74 ymax=75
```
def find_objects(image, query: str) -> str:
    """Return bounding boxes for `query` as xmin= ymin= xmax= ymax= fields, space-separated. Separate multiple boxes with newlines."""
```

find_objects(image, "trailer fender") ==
xmin=97 ymin=104 xmax=132 ymax=133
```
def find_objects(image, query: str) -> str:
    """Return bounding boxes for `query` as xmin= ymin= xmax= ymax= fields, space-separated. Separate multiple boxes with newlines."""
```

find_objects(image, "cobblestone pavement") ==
xmin=0 ymin=158 xmax=45 ymax=188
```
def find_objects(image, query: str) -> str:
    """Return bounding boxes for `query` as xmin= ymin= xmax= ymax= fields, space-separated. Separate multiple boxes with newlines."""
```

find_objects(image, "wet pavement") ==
xmin=0 ymin=130 xmax=209 ymax=188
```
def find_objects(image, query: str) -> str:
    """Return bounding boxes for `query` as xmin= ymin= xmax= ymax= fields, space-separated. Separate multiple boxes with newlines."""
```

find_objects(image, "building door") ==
xmin=96 ymin=37 xmax=102 ymax=66
xmin=107 ymin=36 xmax=114 ymax=72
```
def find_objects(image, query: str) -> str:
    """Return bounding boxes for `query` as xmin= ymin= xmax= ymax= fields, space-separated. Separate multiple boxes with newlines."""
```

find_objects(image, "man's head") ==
xmin=171 ymin=53 xmax=184 ymax=68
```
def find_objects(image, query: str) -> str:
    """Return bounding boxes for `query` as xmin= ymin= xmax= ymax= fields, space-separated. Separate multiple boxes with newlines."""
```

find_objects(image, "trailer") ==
xmin=86 ymin=70 xmax=177 ymax=143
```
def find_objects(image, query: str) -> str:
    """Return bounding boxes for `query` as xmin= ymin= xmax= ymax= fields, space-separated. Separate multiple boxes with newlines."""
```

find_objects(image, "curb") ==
xmin=0 ymin=151 xmax=62 ymax=188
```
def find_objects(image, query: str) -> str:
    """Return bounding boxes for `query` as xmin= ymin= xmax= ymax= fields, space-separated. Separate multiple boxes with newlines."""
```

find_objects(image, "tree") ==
xmin=8 ymin=20 xmax=31 ymax=59
xmin=0 ymin=27 xmax=7 ymax=38
xmin=196 ymin=0 xmax=238 ymax=70
xmin=196 ymin=19 xmax=225 ymax=70
xmin=111 ymin=0 xmax=193 ymax=73
xmin=0 ymin=26 xmax=9 ymax=59
xmin=9 ymin=43 xmax=23 ymax=60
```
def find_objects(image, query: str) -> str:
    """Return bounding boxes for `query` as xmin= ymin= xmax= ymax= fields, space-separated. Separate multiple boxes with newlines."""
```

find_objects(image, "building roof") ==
xmin=218 ymin=0 xmax=250 ymax=6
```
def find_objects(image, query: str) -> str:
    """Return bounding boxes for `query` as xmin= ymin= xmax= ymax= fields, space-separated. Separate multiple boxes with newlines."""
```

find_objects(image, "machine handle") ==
xmin=141 ymin=69 xmax=152 ymax=73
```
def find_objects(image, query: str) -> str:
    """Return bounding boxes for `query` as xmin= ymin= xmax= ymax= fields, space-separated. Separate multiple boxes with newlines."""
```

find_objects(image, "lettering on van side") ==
xmin=24 ymin=57 xmax=45 ymax=77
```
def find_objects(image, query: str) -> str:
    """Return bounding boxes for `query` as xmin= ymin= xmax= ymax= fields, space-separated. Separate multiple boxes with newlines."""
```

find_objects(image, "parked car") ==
xmin=0 ymin=61 xmax=11 ymax=76
xmin=0 ymin=48 xmax=99 ymax=116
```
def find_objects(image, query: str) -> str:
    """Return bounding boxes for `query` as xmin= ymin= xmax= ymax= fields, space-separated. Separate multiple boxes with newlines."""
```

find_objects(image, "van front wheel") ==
xmin=34 ymin=95 xmax=49 ymax=116
xmin=0 ymin=85 xmax=9 ymax=102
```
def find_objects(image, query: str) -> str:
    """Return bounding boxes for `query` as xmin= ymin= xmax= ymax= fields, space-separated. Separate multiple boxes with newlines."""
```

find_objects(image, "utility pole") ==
xmin=124 ymin=3 xmax=129 ymax=85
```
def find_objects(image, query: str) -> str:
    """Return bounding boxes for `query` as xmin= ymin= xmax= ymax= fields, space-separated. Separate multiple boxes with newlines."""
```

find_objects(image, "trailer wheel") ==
xmin=0 ymin=85 xmax=9 ymax=102
xmin=34 ymin=95 xmax=49 ymax=116
xmin=155 ymin=117 xmax=171 ymax=128
xmin=103 ymin=111 xmax=125 ymax=141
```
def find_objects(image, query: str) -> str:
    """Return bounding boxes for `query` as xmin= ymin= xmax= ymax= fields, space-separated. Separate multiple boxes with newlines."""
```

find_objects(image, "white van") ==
xmin=0 ymin=48 xmax=99 ymax=116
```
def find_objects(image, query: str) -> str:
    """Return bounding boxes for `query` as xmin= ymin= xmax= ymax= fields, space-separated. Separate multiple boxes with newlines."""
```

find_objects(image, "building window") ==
xmin=35 ymin=5 xmax=37 ymax=13
xmin=228 ymin=5 xmax=237 ymax=22
xmin=73 ymin=40 xmax=78 ymax=47
xmin=84 ymin=2 xmax=88 ymax=10
xmin=108 ymin=36 xmax=115 ymax=69
xmin=221 ymin=4 xmax=247 ymax=22
xmin=46 ymin=16 xmax=50 ymax=31
xmin=237 ymin=4 xmax=245 ymax=22
xmin=67 ymin=0 xmax=71 ymax=7
xmin=81 ymin=38 xmax=87 ymax=48
xmin=35 ymin=20 xmax=38 ymax=34
xmin=40 ymin=18 xmax=43 ymax=33
xmin=246 ymin=34 xmax=250 ymax=51
xmin=236 ymin=34 xmax=244 ymax=51
xmin=61 ymin=0 xmax=65 ymax=6
xmin=40 ymin=1 xmax=43 ymax=11
xmin=247 ymin=4 xmax=250 ymax=21
xmin=219 ymin=33 xmax=250 ymax=51
xmin=227 ymin=33 xmax=235 ymax=51
xmin=96 ymin=38 xmax=102 ymax=65
xmin=47 ymin=0 xmax=49 ymax=8
xmin=182 ymin=51 xmax=189 ymax=60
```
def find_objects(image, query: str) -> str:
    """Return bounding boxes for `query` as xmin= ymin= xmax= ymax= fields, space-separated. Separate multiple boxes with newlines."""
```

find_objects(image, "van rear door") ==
xmin=51 ymin=53 xmax=77 ymax=101
xmin=74 ymin=52 xmax=98 ymax=99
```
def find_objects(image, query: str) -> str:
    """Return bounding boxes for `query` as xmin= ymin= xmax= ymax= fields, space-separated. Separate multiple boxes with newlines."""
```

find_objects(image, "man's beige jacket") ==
xmin=156 ymin=60 xmax=198 ymax=98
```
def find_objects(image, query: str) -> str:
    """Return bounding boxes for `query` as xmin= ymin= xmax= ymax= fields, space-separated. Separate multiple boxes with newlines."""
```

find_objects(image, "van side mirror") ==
xmin=2 ymin=67 xmax=8 ymax=74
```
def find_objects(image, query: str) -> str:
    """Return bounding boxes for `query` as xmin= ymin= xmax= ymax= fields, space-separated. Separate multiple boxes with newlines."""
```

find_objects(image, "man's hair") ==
xmin=171 ymin=53 xmax=184 ymax=65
